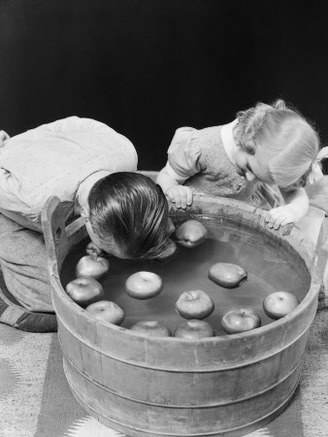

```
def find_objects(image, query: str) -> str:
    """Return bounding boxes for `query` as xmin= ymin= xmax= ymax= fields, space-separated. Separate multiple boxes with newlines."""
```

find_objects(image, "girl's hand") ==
xmin=266 ymin=205 xmax=301 ymax=229
xmin=165 ymin=186 xmax=193 ymax=209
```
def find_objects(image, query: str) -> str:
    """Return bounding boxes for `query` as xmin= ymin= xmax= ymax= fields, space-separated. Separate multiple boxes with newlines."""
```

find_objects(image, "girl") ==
xmin=157 ymin=99 xmax=328 ymax=229
xmin=0 ymin=117 xmax=171 ymax=332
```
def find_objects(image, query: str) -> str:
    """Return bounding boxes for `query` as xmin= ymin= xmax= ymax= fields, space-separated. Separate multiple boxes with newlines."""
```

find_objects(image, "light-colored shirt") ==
xmin=0 ymin=116 xmax=138 ymax=231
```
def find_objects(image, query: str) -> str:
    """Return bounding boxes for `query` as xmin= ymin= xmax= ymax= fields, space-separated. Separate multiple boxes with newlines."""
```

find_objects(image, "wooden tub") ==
xmin=42 ymin=186 xmax=327 ymax=437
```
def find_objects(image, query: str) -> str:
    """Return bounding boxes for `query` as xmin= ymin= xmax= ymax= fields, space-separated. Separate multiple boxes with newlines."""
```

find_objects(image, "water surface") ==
xmin=61 ymin=218 xmax=310 ymax=336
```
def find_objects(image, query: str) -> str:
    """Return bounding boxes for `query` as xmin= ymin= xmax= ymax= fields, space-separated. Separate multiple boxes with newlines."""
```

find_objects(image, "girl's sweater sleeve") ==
xmin=166 ymin=127 xmax=202 ymax=182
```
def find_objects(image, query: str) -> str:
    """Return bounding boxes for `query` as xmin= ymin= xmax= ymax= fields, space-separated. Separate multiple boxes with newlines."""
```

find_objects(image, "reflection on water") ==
xmin=61 ymin=220 xmax=310 ymax=336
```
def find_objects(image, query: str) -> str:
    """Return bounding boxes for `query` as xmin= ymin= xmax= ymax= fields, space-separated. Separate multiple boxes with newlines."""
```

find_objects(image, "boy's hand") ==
xmin=165 ymin=186 xmax=193 ymax=209
xmin=266 ymin=205 xmax=300 ymax=229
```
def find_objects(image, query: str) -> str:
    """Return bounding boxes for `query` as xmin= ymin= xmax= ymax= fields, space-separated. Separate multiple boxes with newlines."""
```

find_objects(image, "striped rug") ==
xmin=1 ymin=308 xmax=328 ymax=437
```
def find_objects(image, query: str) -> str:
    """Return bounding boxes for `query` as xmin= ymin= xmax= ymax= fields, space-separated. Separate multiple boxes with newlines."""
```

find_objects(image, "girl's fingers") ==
xmin=266 ymin=210 xmax=294 ymax=229
xmin=185 ymin=188 xmax=193 ymax=206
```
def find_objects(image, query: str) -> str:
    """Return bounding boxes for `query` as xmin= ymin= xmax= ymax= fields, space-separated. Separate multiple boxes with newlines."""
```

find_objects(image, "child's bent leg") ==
xmin=0 ymin=214 xmax=57 ymax=332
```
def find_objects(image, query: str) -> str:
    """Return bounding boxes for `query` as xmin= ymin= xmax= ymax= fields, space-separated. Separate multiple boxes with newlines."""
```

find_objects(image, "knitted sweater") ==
xmin=168 ymin=125 xmax=282 ymax=209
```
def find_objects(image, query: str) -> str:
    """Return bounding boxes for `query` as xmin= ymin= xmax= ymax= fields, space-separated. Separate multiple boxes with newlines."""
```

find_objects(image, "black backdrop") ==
xmin=1 ymin=0 xmax=328 ymax=172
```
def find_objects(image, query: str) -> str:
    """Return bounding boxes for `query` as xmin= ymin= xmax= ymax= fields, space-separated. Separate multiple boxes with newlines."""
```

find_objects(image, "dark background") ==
xmin=1 ymin=0 xmax=328 ymax=172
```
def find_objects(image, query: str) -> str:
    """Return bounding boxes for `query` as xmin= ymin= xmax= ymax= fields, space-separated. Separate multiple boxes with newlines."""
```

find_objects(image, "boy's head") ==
xmin=233 ymin=99 xmax=320 ymax=189
xmin=84 ymin=172 xmax=171 ymax=259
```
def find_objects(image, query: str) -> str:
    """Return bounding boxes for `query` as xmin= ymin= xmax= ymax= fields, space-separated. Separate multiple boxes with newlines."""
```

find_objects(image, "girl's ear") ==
xmin=80 ymin=207 xmax=89 ymax=222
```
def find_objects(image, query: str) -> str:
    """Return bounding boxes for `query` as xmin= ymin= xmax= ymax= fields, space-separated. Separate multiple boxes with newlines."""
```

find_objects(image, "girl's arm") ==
xmin=156 ymin=166 xmax=180 ymax=193
xmin=156 ymin=127 xmax=201 ymax=209
xmin=306 ymin=175 xmax=328 ymax=214
xmin=157 ymin=165 xmax=193 ymax=209
xmin=266 ymin=187 xmax=309 ymax=229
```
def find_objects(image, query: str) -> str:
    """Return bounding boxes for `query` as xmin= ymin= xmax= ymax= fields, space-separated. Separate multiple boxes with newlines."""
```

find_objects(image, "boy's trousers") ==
xmin=0 ymin=213 xmax=57 ymax=332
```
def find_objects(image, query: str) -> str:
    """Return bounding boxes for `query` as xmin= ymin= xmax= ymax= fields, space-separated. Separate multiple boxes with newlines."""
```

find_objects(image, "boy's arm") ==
xmin=266 ymin=187 xmax=309 ymax=229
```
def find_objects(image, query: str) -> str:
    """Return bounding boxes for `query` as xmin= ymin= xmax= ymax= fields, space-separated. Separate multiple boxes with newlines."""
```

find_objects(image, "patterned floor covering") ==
xmin=0 ymin=307 xmax=328 ymax=437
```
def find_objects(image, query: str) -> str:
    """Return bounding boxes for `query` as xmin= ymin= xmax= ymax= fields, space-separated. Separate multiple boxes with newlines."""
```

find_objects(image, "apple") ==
xmin=221 ymin=307 xmax=261 ymax=334
xmin=76 ymin=254 xmax=110 ymax=280
xmin=175 ymin=290 xmax=214 ymax=319
xmin=86 ymin=300 xmax=124 ymax=325
xmin=208 ymin=262 xmax=247 ymax=288
xmin=175 ymin=220 xmax=208 ymax=248
xmin=65 ymin=277 xmax=105 ymax=308
xmin=174 ymin=319 xmax=214 ymax=340
xmin=130 ymin=321 xmax=171 ymax=338
xmin=263 ymin=291 xmax=299 ymax=319
xmin=125 ymin=271 xmax=163 ymax=299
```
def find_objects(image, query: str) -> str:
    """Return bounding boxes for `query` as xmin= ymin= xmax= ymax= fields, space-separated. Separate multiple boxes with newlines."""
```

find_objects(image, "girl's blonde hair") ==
xmin=234 ymin=99 xmax=328 ymax=188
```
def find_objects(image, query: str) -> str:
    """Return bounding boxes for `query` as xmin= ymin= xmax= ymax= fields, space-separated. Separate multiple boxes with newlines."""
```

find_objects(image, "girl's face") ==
xmin=234 ymin=148 xmax=272 ymax=184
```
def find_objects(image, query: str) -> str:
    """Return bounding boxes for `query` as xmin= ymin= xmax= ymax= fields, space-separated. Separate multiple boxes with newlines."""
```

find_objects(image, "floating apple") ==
xmin=175 ymin=220 xmax=208 ymax=248
xmin=175 ymin=290 xmax=214 ymax=319
xmin=76 ymin=254 xmax=110 ymax=280
xmin=208 ymin=262 xmax=247 ymax=288
xmin=130 ymin=321 xmax=171 ymax=338
xmin=125 ymin=271 xmax=163 ymax=299
xmin=174 ymin=319 xmax=214 ymax=340
xmin=86 ymin=300 xmax=124 ymax=325
xmin=221 ymin=307 xmax=261 ymax=334
xmin=65 ymin=277 xmax=105 ymax=308
xmin=263 ymin=291 xmax=299 ymax=319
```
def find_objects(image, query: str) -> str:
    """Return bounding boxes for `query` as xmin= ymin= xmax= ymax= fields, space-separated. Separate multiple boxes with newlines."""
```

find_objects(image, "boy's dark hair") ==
xmin=88 ymin=172 xmax=170 ymax=258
